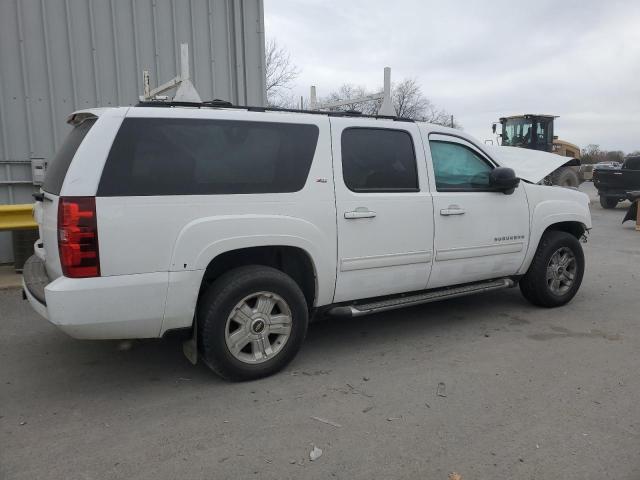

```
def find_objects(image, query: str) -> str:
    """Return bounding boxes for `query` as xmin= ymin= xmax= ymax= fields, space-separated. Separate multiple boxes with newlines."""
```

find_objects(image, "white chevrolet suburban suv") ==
xmin=23 ymin=102 xmax=591 ymax=381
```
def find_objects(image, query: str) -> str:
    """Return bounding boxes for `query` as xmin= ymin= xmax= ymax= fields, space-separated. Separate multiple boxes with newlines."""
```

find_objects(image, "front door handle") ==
xmin=440 ymin=206 xmax=466 ymax=216
xmin=344 ymin=208 xmax=377 ymax=219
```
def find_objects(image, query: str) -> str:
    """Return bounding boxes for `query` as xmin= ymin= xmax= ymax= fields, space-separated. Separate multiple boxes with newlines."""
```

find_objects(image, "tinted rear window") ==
xmin=341 ymin=128 xmax=418 ymax=192
xmin=97 ymin=118 xmax=319 ymax=196
xmin=624 ymin=156 xmax=640 ymax=170
xmin=42 ymin=118 xmax=97 ymax=194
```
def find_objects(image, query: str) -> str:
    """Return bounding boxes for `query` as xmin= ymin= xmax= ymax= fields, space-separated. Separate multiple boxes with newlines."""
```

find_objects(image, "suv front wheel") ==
xmin=519 ymin=230 xmax=585 ymax=307
xmin=198 ymin=265 xmax=308 ymax=381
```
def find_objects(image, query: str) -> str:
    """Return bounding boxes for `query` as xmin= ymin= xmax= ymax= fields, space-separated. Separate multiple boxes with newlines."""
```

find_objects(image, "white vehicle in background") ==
xmin=24 ymin=102 xmax=591 ymax=381
xmin=593 ymin=161 xmax=622 ymax=171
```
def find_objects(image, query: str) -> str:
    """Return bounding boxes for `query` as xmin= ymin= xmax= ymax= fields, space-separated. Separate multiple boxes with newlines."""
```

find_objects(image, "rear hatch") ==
xmin=34 ymin=115 xmax=97 ymax=280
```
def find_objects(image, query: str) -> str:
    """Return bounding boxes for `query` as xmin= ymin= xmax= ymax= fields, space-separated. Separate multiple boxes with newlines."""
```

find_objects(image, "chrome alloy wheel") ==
xmin=546 ymin=247 xmax=577 ymax=296
xmin=224 ymin=291 xmax=293 ymax=364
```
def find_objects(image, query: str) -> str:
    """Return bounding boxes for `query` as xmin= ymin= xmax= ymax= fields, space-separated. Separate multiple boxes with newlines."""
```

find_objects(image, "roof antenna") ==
xmin=140 ymin=43 xmax=202 ymax=103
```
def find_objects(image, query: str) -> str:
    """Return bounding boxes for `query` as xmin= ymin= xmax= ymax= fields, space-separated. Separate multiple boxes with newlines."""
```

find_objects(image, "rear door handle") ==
xmin=344 ymin=208 xmax=377 ymax=219
xmin=440 ymin=206 xmax=466 ymax=216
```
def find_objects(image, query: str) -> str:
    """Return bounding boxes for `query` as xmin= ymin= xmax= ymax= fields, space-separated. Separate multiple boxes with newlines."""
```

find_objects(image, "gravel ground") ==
xmin=1 ymin=183 xmax=639 ymax=480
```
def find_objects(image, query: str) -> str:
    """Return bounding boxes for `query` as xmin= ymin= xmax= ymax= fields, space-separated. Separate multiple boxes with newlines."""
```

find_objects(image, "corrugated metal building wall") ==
xmin=0 ymin=0 xmax=267 ymax=263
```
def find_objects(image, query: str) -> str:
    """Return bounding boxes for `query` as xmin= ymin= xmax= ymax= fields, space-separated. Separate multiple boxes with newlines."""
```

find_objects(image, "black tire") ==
xmin=553 ymin=168 xmax=580 ymax=187
xmin=519 ymin=230 xmax=585 ymax=308
xmin=197 ymin=265 xmax=308 ymax=381
xmin=599 ymin=195 xmax=618 ymax=209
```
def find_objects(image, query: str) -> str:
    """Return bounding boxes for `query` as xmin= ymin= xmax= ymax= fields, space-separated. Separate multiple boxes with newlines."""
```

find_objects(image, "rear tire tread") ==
xmin=197 ymin=265 xmax=308 ymax=381
xmin=599 ymin=195 xmax=618 ymax=209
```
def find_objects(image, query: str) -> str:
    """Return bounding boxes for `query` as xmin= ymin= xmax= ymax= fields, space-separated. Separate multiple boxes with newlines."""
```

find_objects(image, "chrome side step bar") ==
xmin=328 ymin=278 xmax=516 ymax=317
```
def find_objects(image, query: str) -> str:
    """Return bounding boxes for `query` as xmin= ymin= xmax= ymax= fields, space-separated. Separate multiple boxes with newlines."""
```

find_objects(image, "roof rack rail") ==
xmin=134 ymin=100 xmax=415 ymax=122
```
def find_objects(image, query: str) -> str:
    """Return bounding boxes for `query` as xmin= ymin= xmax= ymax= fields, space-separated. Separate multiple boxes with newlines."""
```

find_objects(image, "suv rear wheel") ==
xmin=599 ymin=195 xmax=618 ymax=209
xmin=198 ymin=265 xmax=308 ymax=381
xmin=519 ymin=230 xmax=585 ymax=307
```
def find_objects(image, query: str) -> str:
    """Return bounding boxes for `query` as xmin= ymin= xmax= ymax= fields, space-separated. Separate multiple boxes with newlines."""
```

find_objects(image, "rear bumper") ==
xmin=22 ymin=255 xmax=168 ymax=339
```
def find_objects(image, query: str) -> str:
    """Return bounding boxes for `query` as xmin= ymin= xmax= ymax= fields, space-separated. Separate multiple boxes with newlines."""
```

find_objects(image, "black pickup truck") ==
xmin=593 ymin=156 xmax=640 ymax=208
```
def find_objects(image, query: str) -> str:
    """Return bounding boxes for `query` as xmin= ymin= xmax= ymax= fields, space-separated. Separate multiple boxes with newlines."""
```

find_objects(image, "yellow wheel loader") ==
xmin=493 ymin=114 xmax=582 ymax=187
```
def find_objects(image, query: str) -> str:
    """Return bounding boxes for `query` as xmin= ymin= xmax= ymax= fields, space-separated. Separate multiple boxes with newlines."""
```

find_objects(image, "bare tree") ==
xmin=392 ymin=78 xmax=461 ymax=127
xmin=392 ymin=78 xmax=428 ymax=119
xmin=265 ymin=38 xmax=300 ymax=107
xmin=605 ymin=150 xmax=625 ymax=163
xmin=320 ymin=84 xmax=379 ymax=115
xmin=421 ymin=101 xmax=461 ymax=128
xmin=580 ymin=145 xmax=628 ymax=164
xmin=321 ymin=78 xmax=461 ymax=127
xmin=581 ymin=144 xmax=606 ymax=164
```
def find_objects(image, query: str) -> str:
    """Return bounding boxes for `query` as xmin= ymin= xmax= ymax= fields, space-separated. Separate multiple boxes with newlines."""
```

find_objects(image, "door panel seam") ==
xmin=435 ymin=242 xmax=523 ymax=261
xmin=340 ymin=250 xmax=432 ymax=271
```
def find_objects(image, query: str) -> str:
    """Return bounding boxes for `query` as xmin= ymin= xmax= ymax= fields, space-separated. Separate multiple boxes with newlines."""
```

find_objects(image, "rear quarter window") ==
xmin=97 ymin=118 xmax=319 ymax=196
xmin=42 ymin=118 xmax=97 ymax=195
xmin=624 ymin=157 xmax=640 ymax=170
xmin=341 ymin=127 xmax=418 ymax=192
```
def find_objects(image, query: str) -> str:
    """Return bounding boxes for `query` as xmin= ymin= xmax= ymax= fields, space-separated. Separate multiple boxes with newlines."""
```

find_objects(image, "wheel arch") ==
xmin=160 ymin=242 xmax=325 ymax=337
xmin=161 ymin=214 xmax=337 ymax=336
xmin=543 ymin=220 xmax=587 ymax=239
xmin=518 ymin=213 xmax=589 ymax=276
xmin=198 ymin=245 xmax=318 ymax=309
xmin=169 ymin=214 xmax=335 ymax=304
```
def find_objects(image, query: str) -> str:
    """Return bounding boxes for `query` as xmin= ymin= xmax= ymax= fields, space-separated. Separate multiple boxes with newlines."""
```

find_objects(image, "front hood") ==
xmin=484 ymin=145 xmax=578 ymax=183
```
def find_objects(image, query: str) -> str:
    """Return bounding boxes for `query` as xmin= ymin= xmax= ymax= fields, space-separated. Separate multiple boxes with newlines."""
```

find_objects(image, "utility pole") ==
xmin=450 ymin=115 xmax=454 ymax=128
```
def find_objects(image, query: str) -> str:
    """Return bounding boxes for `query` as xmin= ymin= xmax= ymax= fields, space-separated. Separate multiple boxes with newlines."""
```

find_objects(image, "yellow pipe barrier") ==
xmin=0 ymin=204 xmax=38 ymax=231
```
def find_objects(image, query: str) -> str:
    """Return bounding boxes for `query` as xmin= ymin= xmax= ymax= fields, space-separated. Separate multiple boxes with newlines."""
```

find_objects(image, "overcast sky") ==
xmin=265 ymin=0 xmax=640 ymax=153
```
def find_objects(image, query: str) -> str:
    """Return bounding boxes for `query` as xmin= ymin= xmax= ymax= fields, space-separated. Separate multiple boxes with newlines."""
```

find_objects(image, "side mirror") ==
xmin=492 ymin=123 xmax=497 ymax=134
xmin=490 ymin=167 xmax=520 ymax=194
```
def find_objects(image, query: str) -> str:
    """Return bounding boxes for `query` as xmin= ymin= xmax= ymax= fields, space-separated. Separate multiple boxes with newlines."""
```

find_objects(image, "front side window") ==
xmin=429 ymin=140 xmax=493 ymax=191
xmin=535 ymin=119 xmax=551 ymax=146
xmin=98 ymin=118 xmax=319 ymax=196
xmin=341 ymin=128 xmax=418 ymax=192
xmin=624 ymin=156 xmax=640 ymax=170
xmin=502 ymin=118 xmax=533 ymax=148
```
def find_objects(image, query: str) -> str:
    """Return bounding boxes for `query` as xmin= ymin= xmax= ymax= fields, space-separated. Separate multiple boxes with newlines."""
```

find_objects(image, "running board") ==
xmin=328 ymin=278 xmax=516 ymax=317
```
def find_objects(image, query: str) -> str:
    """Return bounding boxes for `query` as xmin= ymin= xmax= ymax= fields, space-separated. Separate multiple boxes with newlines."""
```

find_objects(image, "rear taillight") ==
xmin=57 ymin=196 xmax=100 ymax=278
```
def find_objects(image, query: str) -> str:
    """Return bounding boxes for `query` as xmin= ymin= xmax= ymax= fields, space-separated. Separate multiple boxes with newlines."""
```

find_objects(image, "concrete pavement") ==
xmin=0 ymin=265 xmax=21 ymax=291
xmin=1 ymin=183 xmax=639 ymax=479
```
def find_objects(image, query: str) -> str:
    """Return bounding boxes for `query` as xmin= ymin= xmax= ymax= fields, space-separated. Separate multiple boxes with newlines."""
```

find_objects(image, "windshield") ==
xmin=501 ymin=118 xmax=533 ymax=147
